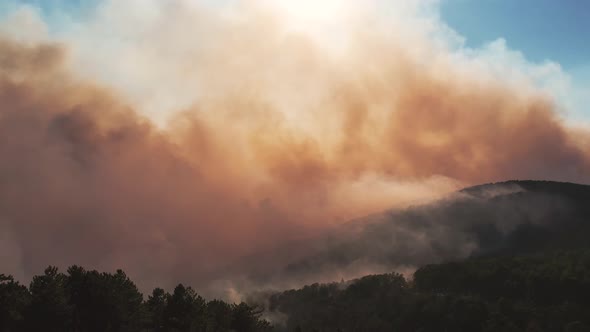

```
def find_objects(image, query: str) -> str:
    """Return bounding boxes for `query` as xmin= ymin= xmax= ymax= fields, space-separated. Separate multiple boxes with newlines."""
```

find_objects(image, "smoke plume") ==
xmin=0 ymin=0 xmax=588 ymax=296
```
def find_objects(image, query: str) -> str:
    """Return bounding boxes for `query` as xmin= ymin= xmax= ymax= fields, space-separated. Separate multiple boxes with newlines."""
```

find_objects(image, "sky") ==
xmin=440 ymin=0 xmax=590 ymax=121
xmin=4 ymin=0 xmax=590 ymax=67
xmin=441 ymin=0 xmax=590 ymax=69
xmin=0 ymin=0 xmax=589 ymax=296
xmin=1 ymin=0 xmax=588 ymax=122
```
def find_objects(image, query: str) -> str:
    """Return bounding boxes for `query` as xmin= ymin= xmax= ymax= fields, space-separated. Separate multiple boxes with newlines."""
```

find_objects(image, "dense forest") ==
xmin=3 ymin=251 xmax=590 ymax=331
xmin=266 ymin=250 xmax=590 ymax=332
xmin=0 ymin=266 xmax=271 ymax=332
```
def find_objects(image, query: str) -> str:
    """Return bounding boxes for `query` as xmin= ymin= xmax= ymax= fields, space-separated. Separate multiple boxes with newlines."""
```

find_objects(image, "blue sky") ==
xmin=440 ymin=0 xmax=590 ymax=71
xmin=0 ymin=0 xmax=98 ymax=29
xmin=440 ymin=0 xmax=589 ymax=120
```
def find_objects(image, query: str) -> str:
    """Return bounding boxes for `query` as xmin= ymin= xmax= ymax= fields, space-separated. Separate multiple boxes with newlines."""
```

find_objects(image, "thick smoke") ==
xmin=0 ymin=0 xmax=588 ymax=296
xmin=237 ymin=182 xmax=590 ymax=292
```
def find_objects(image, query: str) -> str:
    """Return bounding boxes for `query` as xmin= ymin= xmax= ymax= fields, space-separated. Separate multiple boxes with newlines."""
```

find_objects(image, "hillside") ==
xmin=256 ymin=180 xmax=590 ymax=286
xmin=258 ymin=181 xmax=590 ymax=331
xmin=265 ymin=250 xmax=590 ymax=332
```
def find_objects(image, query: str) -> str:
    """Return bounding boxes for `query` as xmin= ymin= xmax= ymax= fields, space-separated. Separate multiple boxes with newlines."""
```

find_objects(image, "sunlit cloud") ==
xmin=0 ymin=0 xmax=588 ymax=295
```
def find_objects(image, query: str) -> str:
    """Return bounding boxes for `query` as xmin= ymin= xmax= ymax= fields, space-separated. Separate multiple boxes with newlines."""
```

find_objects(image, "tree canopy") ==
xmin=0 ymin=267 xmax=270 ymax=332
xmin=4 ymin=251 xmax=590 ymax=331
xmin=266 ymin=250 xmax=590 ymax=332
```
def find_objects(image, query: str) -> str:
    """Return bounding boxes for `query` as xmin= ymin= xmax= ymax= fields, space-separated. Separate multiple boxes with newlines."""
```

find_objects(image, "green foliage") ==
xmin=268 ymin=251 xmax=590 ymax=332
xmin=413 ymin=250 xmax=590 ymax=304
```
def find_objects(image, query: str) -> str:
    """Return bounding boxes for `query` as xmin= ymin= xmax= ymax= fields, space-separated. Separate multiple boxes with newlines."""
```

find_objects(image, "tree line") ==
xmin=266 ymin=250 xmax=590 ymax=332
xmin=4 ymin=250 xmax=590 ymax=331
xmin=0 ymin=266 xmax=271 ymax=332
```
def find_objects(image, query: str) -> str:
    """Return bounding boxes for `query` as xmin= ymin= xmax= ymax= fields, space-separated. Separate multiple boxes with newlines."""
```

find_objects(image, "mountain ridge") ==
xmin=241 ymin=179 xmax=590 ymax=290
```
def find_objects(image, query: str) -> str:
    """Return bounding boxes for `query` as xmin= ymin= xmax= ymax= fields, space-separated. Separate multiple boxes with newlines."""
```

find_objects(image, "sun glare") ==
xmin=263 ymin=0 xmax=357 ymax=30
xmin=273 ymin=0 xmax=350 ymax=23
xmin=254 ymin=0 xmax=362 ymax=52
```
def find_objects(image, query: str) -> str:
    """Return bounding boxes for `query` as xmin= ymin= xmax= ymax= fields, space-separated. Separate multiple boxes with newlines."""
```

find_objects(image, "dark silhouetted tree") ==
xmin=205 ymin=299 xmax=233 ymax=332
xmin=0 ymin=274 xmax=30 ymax=332
xmin=231 ymin=303 xmax=271 ymax=332
xmin=146 ymin=288 xmax=167 ymax=332
xmin=163 ymin=284 xmax=206 ymax=332
xmin=25 ymin=266 xmax=71 ymax=332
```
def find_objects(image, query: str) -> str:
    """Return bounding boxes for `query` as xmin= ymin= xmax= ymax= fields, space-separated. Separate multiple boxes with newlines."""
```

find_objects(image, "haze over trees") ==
xmin=4 ymin=251 xmax=590 ymax=331
xmin=3 ymin=181 xmax=590 ymax=332
xmin=244 ymin=181 xmax=590 ymax=288
xmin=264 ymin=251 xmax=590 ymax=332
xmin=0 ymin=266 xmax=271 ymax=332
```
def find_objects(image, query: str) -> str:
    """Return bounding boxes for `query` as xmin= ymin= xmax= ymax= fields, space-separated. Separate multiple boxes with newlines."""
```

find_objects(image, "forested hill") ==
xmin=263 ymin=180 xmax=590 ymax=285
xmin=260 ymin=181 xmax=590 ymax=331
xmin=266 ymin=250 xmax=590 ymax=332
xmin=457 ymin=180 xmax=590 ymax=255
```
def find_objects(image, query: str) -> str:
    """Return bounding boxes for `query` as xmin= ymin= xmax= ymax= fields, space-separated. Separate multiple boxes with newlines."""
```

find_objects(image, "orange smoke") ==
xmin=0 ymin=0 xmax=588 ymax=291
